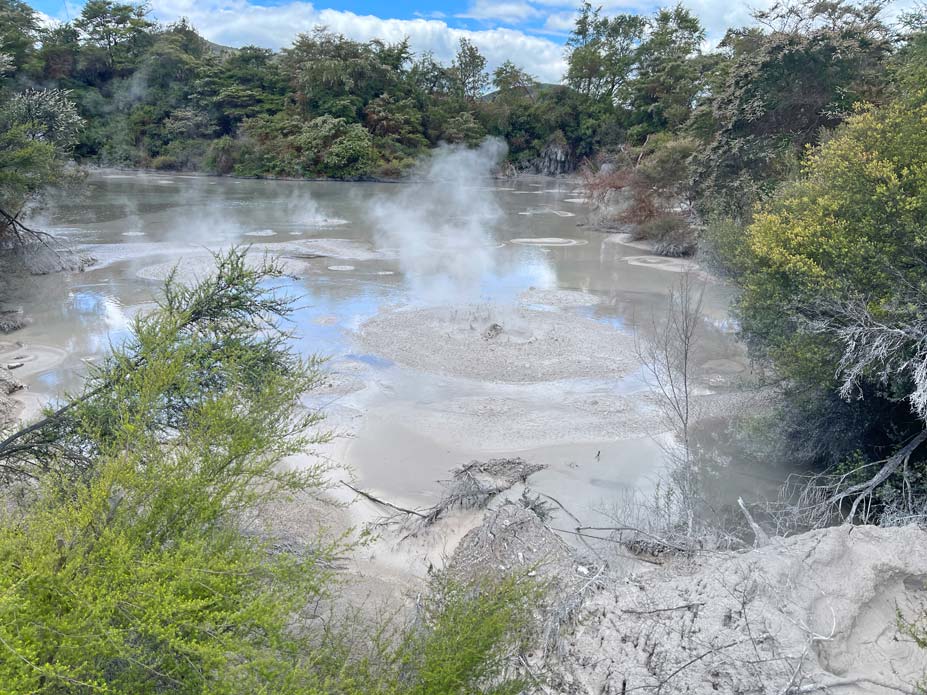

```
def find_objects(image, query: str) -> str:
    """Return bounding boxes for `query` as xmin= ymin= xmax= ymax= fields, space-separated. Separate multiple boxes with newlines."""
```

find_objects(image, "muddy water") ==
xmin=5 ymin=170 xmax=775 ymax=524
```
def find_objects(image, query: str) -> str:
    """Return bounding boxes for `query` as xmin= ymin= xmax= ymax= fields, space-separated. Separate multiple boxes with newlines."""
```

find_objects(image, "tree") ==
xmin=565 ymin=3 xmax=646 ymax=103
xmin=0 ymin=83 xmax=83 ymax=247
xmin=0 ymin=0 xmax=38 ymax=70
xmin=690 ymin=0 xmax=891 ymax=216
xmin=364 ymin=92 xmax=426 ymax=149
xmin=441 ymin=111 xmax=486 ymax=145
xmin=451 ymin=38 xmax=489 ymax=101
xmin=34 ymin=24 xmax=82 ymax=80
xmin=75 ymin=0 xmax=154 ymax=73
xmin=291 ymin=114 xmax=376 ymax=178
xmin=282 ymin=29 xmax=407 ymax=117
xmin=194 ymin=46 xmax=286 ymax=134
xmin=626 ymin=4 xmax=706 ymax=139
xmin=891 ymin=6 xmax=927 ymax=102
xmin=492 ymin=60 xmax=536 ymax=100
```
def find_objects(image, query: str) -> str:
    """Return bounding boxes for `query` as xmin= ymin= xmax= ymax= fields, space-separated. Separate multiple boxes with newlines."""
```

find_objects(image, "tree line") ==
xmin=0 ymin=0 xmax=837 ymax=183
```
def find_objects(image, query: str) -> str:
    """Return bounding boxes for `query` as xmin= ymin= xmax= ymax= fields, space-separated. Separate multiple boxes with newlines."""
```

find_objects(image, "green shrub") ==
xmin=0 ymin=249 xmax=542 ymax=694
xmin=150 ymin=153 xmax=177 ymax=169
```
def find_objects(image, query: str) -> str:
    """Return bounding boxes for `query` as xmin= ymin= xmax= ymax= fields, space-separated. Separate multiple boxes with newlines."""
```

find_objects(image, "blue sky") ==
xmin=26 ymin=0 xmax=916 ymax=83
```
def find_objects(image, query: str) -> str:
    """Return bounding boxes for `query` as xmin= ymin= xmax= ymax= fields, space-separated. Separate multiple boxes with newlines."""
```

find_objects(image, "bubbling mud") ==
xmin=509 ymin=238 xmax=588 ymax=247
xmin=359 ymin=305 xmax=637 ymax=383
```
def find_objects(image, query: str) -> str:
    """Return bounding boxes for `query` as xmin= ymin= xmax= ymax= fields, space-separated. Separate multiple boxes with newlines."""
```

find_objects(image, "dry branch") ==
xmin=345 ymin=458 xmax=546 ymax=532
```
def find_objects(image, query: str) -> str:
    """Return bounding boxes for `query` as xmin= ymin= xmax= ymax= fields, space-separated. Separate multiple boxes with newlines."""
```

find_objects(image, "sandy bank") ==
xmin=548 ymin=523 xmax=927 ymax=694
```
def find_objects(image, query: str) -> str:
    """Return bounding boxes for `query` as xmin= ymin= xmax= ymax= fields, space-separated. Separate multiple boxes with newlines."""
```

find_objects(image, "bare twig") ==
xmin=339 ymin=480 xmax=427 ymax=518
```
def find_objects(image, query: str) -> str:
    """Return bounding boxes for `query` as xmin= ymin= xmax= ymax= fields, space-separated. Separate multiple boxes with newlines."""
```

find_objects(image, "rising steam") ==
xmin=368 ymin=138 xmax=508 ymax=304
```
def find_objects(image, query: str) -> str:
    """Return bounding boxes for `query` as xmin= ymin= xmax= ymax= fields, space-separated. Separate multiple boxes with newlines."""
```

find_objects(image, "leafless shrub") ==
xmin=639 ymin=271 xmax=705 ymax=537
xmin=773 ymin=431 xmax=927 ymax=532
xmin=592 ymin=272 xmax=753 ymax=556
xmin=581 ymin=138 xmax=699 ymax=255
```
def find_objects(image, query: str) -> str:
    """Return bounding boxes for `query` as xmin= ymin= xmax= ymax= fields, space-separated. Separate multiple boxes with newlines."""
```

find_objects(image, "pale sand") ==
xmin=555 ymin=524 xmax=927 ymax=695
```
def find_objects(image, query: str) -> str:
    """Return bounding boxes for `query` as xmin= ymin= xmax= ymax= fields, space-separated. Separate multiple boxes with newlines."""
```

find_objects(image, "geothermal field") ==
xmin=3 ymin=147 xmax=764 ymax=576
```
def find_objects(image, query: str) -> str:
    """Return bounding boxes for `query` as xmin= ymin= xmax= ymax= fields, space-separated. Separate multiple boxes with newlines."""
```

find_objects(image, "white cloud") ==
xmin=541 ymin=11 xmax=577 ymax=33
xmin=56 ymin=0 xmax=921 ymax=86
xmin=142 ymin=0 xmax=566 ymax=82
xmin=457 ymin=0 xmax=542 ymax=24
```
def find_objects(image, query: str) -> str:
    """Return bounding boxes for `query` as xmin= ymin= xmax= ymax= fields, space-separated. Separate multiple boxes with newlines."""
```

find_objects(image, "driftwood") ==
xmin=339 ymin=480 xmax=427 ymax=518
xmin=343 ymin=458 xmax=546 ymax=532
xmin=738 ymin=497 xmax=770 ymax=547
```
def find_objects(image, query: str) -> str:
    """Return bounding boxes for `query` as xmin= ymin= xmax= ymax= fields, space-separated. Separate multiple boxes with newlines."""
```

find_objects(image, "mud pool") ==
xmin=3 ymin=169 xmax=778 ymax=527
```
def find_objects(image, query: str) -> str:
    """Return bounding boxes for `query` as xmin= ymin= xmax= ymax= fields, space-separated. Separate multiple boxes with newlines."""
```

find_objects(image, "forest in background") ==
xmin=0 ymin=0 xmax=886 ymax=184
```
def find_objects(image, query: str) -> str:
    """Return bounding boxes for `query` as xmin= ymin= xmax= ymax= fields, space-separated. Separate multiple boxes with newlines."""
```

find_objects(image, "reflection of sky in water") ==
xmin=28 ymin=174 xmax=675 ymax=399
xmin=276 ymin=276 xmax=399 ymax=359
xmin=68 ymin=291 xmax=133 ymax=353
xmin=344 ymin=353 xmax=394 ymax=369
xmin=36 ymin=371 xmax=64 ymax=390
xmin=479 ymin=251 xmax=556 ymax=303
xmin=577 ymin=306 xmax=629 ymax=333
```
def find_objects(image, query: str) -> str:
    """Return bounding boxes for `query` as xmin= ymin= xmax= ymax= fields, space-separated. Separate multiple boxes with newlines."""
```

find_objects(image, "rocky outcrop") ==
xmin=517 ymin=131 xmax=576 ymax=176
xmin=0 ymin=310 xmax=27 ymax=334
xmin=531 ymin=139 xmax=575 ymax=176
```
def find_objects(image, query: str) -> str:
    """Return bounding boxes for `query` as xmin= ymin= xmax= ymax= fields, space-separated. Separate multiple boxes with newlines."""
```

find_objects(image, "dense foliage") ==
xmin=0 ymin=250 xmax=539 ymax=693
xmin=0 ymin=9 xmax=82 ymax=247
xmin=0 ymin=0 xmax=754 ymax=182
xmin=697 ymin=7 xmax=927 ymax=525
xmin=0 ymin=0 xmax=620 ymax=179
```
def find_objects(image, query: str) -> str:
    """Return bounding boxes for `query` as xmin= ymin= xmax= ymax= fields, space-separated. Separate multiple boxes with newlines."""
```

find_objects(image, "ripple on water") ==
xmin=0 ymin=342 xmax=68 ymax=378
xmin=623 ymin=255 xmax=699 ymax=273
xmin=300 ymin=217 xmax=350 ymax=228
xmin=327 ymin=265 xmax=355 ymax=271
xmin=245 ymin=229 xmax=276 ymax=237
xmin=517 ymin=208 xmax=575 ymax=217
xmin=509 ymin=238 xmax=588 ymax=247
